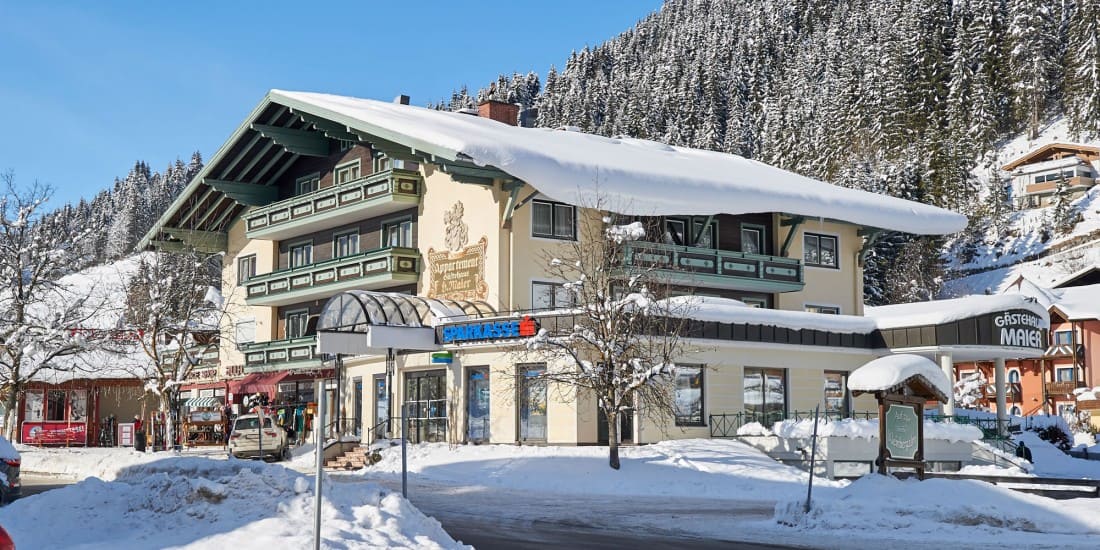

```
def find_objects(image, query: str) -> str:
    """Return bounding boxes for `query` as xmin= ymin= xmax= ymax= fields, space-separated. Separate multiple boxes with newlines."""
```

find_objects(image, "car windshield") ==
xmin=234 ymin=417 xmax=273 ymax=431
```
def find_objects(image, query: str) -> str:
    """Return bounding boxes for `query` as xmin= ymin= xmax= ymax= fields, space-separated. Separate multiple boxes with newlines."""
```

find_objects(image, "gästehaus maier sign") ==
xmin=876 ymin=308 xmax=1048 ymax=352
xmin=992 ymin=311 xmax=1045 ymax=348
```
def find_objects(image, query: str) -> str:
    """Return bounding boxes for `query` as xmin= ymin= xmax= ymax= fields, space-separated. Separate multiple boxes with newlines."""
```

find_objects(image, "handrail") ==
xmin=249 ymin=246 xmax=417 ymax=279
xmin=247 ymin=168 xmax=420 ymax=219
xmin=708 ymin=410 xmax=877 ymax=438
xmin=625 ymin=240 xmax=800 ymax=265
xmin=240 ymin=335 xmax=318 ymax=351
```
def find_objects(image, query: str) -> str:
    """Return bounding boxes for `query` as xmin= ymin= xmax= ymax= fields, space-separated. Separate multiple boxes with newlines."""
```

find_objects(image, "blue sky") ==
xmin=0 ymin=1 xmax=662 ymax=206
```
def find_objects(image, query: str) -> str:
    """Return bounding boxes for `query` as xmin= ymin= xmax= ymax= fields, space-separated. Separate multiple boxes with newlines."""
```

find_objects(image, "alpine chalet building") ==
xmin=140 ymin=90 xmax=1048 ymax=448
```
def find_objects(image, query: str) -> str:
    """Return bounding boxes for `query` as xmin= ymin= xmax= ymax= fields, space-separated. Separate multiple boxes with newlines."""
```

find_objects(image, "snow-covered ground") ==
xmin=0 ymin=457 xmax=465 ymax=549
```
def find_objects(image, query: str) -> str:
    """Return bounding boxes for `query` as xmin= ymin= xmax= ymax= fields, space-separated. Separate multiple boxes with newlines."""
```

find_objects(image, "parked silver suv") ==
xmin=228 ymin=414 xmax=289 ymax=461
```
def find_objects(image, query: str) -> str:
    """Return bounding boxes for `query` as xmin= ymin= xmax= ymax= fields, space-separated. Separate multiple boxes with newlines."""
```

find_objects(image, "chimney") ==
xmin=394 ymin=94 xmax=410 ymax=105
xmin=477 ymin=99 xmax=520 ymax=126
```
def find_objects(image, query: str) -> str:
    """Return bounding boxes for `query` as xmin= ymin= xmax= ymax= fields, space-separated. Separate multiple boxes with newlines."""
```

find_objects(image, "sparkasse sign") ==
xmin=440 ymin=316 xmax=540 ymax=344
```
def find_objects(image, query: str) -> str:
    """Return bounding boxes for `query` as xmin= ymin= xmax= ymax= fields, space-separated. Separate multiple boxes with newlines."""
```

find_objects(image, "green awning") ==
xmin=184 ymin=397 xmax=222 ymax=409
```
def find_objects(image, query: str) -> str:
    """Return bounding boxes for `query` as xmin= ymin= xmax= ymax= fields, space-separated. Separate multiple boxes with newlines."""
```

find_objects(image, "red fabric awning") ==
xmin=228 ymin=371 xmax=290 ymax=397
xmin=179 ymin=380 xmax=227 ymax=392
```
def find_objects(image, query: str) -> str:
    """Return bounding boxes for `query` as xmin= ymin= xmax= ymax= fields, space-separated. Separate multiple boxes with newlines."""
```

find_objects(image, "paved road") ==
xmin=17 ymin=474 xmax=75 ymax=499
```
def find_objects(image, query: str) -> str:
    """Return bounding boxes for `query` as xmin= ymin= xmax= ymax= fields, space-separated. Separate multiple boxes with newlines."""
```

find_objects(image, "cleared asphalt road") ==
xmin=16 ymin=474 xmax=74 ymax=498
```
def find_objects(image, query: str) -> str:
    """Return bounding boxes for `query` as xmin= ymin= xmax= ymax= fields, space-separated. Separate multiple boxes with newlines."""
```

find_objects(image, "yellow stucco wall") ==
xmin=776 ymin=219 xmax=865 ymax=316
xmin=221 ymin=216 xmax=279 ymax=367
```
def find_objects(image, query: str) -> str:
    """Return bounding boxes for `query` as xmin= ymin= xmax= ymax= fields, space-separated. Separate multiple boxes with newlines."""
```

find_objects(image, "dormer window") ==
xmin=335 ymin=160 xmax=361 ymax=185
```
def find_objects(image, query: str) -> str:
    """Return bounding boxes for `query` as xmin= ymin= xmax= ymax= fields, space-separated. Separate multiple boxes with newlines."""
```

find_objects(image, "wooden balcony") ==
xmin=621 ymin=241 xmax=804 ymax=293
xmin=1024 ymin=176 xmax=1095 ymax=195
xmin=243 ymin=247 xmax=420 ymax=306
xmin=244 ymin=168 xmax=422 ymax=240
xmin=241 ymin=336 xmax=320 ymax=373
xmin=1046 ymin=381 xmax=1086 ymax=395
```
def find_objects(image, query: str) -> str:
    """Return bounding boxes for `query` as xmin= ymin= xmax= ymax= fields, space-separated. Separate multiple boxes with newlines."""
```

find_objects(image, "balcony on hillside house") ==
xmin=244 ymin=168 xmax=422 ymax=240
xmin=621 ymin=241 xmax=804 ymax=293
xmin=241 ymin=336 xmax=320 ymax=373
xmin=243 ymin=246 xmax=420 ymax=307
xmin=1024 ymin=175 xmax=1095 ymax=196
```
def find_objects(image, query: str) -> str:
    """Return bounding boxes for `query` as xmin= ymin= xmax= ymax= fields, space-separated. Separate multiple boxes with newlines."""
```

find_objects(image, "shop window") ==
xmin=276 ymin=380 xmax=315 ymax=405
xmin=532 ymin=200 xmax=575 ymax=240
xmin=334 ymin=160 xmax=361 ymax=185
xmin=741 ymin=224 xmax=763 ymax=254
xmin=532 ymin=281 xmax=574 ymax=310
xmin=334 ymin=231 xmax=359 ymax=258
xmin=824 ymin=371 xmax=850 ymax=417
xmin=805 ymin=304 xmax=840 ymax=315
xmin=46 ymin=390 xmax=66 ymax=421
xmin=25 ymin=389 xmax=86 ymax=423
xmin=674 ymin=365 xmax=705 ymax=426
xmin=290 ymin=241 xmax=313 ymax=268
xmin=383 ymin=219 xmax=413 ymax=248
xmin=804 ymin=233 xmax=838 ymax=268
xmin=24 ymin=390 xmax=43 ymax=422
xmin=296 ymin=173 xmax=320 ymax=195
xmin=286 ymin=310 xmax=310 ymax=339
xmin=744 ymin=367 xmax=787 ymax=423
xmin=237 ymin=254 xmax=257 ymax=285
xmin=1054 ymin=330 xmax=1073 ymax=345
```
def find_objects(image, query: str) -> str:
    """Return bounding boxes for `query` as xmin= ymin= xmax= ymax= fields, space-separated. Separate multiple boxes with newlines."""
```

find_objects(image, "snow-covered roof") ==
xmin=1009 ymin=156 xmax=1089 ymax=175
xmin=262 ymin=90 xmax=966 ymax=235
xmin=1001 ymin=141 xmax=1100 ymax=171
xmin=848 ymin=354 xmax=951 ymax=402
xmin=865 ymin=294 xmax=1049 ymax=330
xmin=1005 ymin=276 xmax=1100 ymax=321
xmin=661 ymin=296 xmax=877 ymax=334
xmin=31 ymin=347 xmax=155 ymax=384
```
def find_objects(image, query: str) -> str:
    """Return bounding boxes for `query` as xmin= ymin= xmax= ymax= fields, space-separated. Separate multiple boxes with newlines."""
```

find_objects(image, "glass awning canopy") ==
xmin=318 ymin=290 xmax=495 ymax=332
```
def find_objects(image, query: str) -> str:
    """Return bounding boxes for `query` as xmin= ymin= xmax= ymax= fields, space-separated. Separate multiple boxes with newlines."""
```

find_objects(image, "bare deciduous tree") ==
xmin=522 ymin=199 xmax=693 ymax=469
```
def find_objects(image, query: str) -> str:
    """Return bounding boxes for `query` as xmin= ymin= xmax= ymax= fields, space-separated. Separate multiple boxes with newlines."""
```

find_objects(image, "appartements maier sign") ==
xmin=427 ymin=236 xmax=489 ymax=301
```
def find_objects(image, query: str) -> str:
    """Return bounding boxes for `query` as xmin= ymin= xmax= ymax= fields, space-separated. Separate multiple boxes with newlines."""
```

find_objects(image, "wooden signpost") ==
xmin=877 ymin=394 xmax=926 ymax=477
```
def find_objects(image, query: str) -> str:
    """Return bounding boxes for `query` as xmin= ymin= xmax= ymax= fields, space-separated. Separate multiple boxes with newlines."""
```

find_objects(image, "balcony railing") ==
xmin=244 ymin=168 xmax=422 ymax=239
xmin=244 ymin=247 xmax=420 ymax=306
xmin=1024 ymin=176 xmax=1095 ymax=195
xmin=1046 ymin=381 xmax=1086 ymax=395
xmin=241 ymin=336 xmax=319 ymax=372
xmin=622 ymin=241 xmax=804 ymax=293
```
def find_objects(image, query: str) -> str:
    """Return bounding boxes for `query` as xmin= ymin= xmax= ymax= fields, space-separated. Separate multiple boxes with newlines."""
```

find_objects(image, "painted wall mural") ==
xmin=428 ymin=201 xmax=489 ymax=300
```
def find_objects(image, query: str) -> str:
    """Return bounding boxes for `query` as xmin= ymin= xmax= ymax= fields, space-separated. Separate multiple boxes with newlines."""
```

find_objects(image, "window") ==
xmin=334 ymin=231 xmax=359 ymax=258
xmin=296 ymin=173 xmax=320 ymax=195
xmin=237 ymin=255 xmax=257 ymax=285
xmin=383 ymin=219 xmax=413 ymax=248
xmin=532 ymin=281 xmax=575 ymax=310
xmin=1058 ymin=403 xmax=1076 ymax=416
xmin=824 ymin=371 xmax=850 ymax=417
xmin=532 ymin=200 xmax=575 ymax=239
xmin=1054 ymin=330 xmax=1073 ymax=345
xmin=235 ymin=318 xmax=256 ymax=345
xmin=694 ymin=219 xmax=716 ymax=249
xmin=1008 ymin=369 xmax=1021 ymax=383
xmin=290 ymin=242 xmax=313 ymax=268
xmin=804 ymin=233 xmax=838 ymax=268
xmin=744 ymin=367 xmax=787 ymax=423
xmin=335 ymin=160 xmax=361 ymax=184
xmin=674 ymin=365 xmax=704 ymax=426
xmin=286 ymin=310 xmax=310 ymax=339
xmin=46 ymin=390 xmax=67 ymax=421
xmin=1010 ymin=405 xmax=1022 ymax=416
xmin=741 ymin=225 xmax=763 ymax=254
xmin=664 ymin=219 xmax=687 ymax=245
xmin=1056 ymin=367 xmax=1075 ymax=382
xmin=805 ymin=304 xmax=840 ymax=315
xmin=338 ymin=139 xmax=354 ymax=151
xmin=24 ymin=390 xmax=43 ymax=422
xmin=740 ymin=297 xmax=768 ymax=308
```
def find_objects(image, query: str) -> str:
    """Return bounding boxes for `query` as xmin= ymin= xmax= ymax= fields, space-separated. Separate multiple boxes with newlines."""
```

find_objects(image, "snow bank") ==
xmin=1016 ymin=432 xmax=1100 ymax=479
xmin=272 ymin=90 xmax=966 ymax=235
xmin=773 ymin=418 xmax=983 ymax=443
xmin=14 ymin=444 xmax=201 ymax=480
xmin=848 ymin=354 xmax=952 ymax=401
xmin=365 ymin=438 xmax=844 ymax=502
xmin=0 ymin=436 xmax=19 ymax=460
xmin=736 ymin=422 xmax=773 ymax=436
xmin=660 ymin=295 xmax=877 ymax=334
xmin=865 ymin=294 xmax=1049 ymax=329
xmin=776 ymin=474 xmax=1100 ymax=537
xmin=0 ymin=458 xmax=466 ymax=549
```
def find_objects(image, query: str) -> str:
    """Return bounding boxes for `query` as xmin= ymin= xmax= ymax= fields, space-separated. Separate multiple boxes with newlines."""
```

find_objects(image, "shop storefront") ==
xmin=19 ymin=379 xmax=151 ymax=447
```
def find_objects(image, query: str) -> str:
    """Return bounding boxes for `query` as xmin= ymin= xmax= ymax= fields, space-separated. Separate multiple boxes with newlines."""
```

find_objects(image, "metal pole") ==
xmin=805 ymin=404 xmax=820 ymax=514
xmin=386 ymin=348 xmax=395 ymax=438
xmin=314 ymin=375 xmax=326 ymax=550
xmin=336 ymin=355 xmax=343 ymax=436
xmin=401 ymin=401 xmax=408 ymax=498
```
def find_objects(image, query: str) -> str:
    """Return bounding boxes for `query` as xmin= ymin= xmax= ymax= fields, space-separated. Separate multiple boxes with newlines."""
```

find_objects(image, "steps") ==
xmin=325 ymin=444 xmax=384 ymax=471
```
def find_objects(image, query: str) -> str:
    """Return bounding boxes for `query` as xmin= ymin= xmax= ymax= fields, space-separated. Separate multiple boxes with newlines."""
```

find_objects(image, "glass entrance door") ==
xmin=467 ymin=367 xmax=490 ymax=443
xmin=353 ymin=377 xmax=363 ymax=437
xmin=405 ymin=370 xmax=447 ymax=443
xmin=373 ymin=375 xmax=388 ymax=439
xmin=519 ymin=365 xmax=547 ymax=442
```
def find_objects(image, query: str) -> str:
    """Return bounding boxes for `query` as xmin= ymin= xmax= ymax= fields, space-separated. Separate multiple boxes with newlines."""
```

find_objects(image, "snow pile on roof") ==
xmin=775 ymin=474 xmax=1100 ymax=538
xmin=1075 ymin=386 xmax=1100 ymax=401
xmin=1010 ymin=155 xmax=1089 ymax=174
xmin=849 ymin=354 xmax=951 ymax=401
xmin=772 ymin=418 xmax=982 ymax=443
xmin=272 ymin=90 xmax=967 ymax=235
xmin=0 ymin=458 xmax=467 ymax=549
xmin=865 ymin=294 xmax=1049 ymax=329
xmin=1045 ymin=283 xmax=1100 ymax=320
xmin=660 ymin=295 xmax=877 ymax=334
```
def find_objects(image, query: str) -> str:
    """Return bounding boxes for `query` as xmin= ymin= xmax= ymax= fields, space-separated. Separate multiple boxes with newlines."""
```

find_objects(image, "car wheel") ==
xmin=280 ymin=446 xmax=291 ymax=462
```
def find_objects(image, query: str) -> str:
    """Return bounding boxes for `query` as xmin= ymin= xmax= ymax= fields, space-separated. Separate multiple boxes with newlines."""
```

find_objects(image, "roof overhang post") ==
xmin=858 ymin=228 xmax=885 ymax=267
xmin=501 ymin=180 xmax=526 ymax=229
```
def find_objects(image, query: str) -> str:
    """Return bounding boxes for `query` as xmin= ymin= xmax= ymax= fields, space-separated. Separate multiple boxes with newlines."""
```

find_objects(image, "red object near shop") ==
xmin=0 ymin=524 xmax=15 ymax=550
